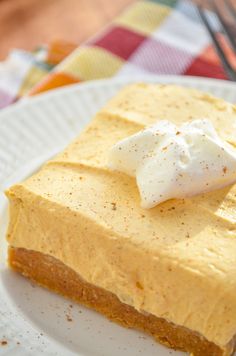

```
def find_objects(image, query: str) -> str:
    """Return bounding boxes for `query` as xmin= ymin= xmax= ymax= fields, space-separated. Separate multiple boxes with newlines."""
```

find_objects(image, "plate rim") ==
xmin=0 ymin=75 xmax=236 ymax=121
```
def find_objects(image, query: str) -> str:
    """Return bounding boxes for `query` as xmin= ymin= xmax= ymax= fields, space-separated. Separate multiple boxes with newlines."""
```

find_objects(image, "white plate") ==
xmin=0 ymin=75 xmax=236 ymax=356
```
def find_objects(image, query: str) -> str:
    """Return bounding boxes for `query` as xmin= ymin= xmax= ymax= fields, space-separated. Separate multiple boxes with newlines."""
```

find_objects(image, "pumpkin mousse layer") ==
xmin=6 ymin=84 xmax=236 ymax=355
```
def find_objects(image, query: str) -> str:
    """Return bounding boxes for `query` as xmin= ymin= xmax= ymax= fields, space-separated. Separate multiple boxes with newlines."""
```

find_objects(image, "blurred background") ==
xmin=0 ymin=0 xmax=235 ymax=109
xmin=0 ymin=0 xmax=135 ymax=59
xmin=1 ymin=0 xmax=227 ymax=59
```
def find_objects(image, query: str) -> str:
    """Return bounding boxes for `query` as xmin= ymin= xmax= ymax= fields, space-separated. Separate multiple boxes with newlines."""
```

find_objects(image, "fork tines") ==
xmin=197 ymin=0 xmax=236 ymax=81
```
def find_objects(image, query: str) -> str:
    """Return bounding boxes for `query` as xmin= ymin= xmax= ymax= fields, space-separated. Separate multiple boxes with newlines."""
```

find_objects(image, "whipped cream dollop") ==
xmin=108 ymin=119 xmax=236 ymax=208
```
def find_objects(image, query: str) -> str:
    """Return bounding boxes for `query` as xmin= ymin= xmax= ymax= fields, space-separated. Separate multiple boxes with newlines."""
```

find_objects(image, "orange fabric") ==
xmin=201 ymin=34 xmax=236 ymax=68
xmin=29 ymin=72 xmax=80 ymax=96
xmin=47 ymin=40 xmax=77 ymax=65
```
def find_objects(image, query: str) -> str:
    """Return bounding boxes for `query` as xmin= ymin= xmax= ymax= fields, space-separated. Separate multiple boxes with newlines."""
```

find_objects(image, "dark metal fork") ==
xmin=197 ymin=0 xmax=236 ymax=81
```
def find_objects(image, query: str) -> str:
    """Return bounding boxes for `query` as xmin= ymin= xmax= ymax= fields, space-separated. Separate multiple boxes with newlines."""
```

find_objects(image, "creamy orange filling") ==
xmin=6 ymin=84 xmax=236 ymax=349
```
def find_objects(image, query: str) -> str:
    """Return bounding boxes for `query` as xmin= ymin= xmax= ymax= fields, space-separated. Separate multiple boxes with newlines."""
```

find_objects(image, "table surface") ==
xmin=0 ymin=0 xmax=134 ymax=60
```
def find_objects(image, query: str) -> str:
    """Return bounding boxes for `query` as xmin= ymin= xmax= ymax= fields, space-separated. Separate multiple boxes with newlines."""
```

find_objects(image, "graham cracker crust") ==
xmin=8 ymin=247 xmax=231 ymax=356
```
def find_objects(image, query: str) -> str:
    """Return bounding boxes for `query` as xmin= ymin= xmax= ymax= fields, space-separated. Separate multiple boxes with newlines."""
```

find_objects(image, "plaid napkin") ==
xmin=0 ymin=0 xmax=235 ymax=109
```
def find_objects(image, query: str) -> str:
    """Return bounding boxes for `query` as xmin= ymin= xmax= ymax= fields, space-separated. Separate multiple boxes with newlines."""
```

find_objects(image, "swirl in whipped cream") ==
xmin=108 ymin=119 xmax=236 ymax=208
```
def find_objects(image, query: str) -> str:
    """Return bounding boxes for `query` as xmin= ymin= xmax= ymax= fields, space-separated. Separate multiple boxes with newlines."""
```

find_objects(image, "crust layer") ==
xmin=8 ymin=246 xmax=231 ymax=356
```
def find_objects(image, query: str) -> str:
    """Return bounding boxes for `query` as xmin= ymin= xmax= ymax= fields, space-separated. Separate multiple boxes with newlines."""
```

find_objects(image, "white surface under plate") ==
xmin=0 ymin=75 xmax=236 ymax=356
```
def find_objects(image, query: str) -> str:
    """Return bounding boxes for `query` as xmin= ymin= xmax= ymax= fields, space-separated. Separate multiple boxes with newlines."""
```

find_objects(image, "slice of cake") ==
xmin=6 ymin=84 xmax=236 ymax=356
